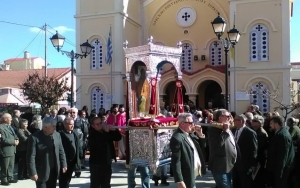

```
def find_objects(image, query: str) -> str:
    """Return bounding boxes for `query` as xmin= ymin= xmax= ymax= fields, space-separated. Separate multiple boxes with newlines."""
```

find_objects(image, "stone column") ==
xmin=187 ymin=93 xmax=198 ymax=105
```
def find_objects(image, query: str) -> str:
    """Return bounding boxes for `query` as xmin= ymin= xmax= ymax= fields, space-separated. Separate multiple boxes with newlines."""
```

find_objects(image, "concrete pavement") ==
xmin=7 ymin=160 xmax=216 ymax=188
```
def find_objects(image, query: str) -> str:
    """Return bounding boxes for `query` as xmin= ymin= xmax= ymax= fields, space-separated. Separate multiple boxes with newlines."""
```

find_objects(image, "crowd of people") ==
xmin=0 ymin=105 xmax=125 ymax=188
xmin=0 ymin=102 xmax=299 ymax=188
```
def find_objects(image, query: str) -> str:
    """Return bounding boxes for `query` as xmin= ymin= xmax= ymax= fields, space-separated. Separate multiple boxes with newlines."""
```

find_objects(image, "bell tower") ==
xmin=229 ymin=0 xmax=292 ymax=113
xmin=75 ymin=0 xmax=141 ymax=109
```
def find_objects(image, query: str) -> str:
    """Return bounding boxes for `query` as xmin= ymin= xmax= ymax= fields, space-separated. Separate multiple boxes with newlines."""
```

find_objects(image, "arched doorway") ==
xmin=196 ymin=80 xmax=223 ymax=109
xmin=163 ymin=81 xmax=188 ymax=110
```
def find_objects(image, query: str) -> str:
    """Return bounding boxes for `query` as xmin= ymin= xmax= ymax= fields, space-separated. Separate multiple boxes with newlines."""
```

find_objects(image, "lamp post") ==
xmin=211 ymin=13 xmax=241 ymax=110
xmin=50 ymin=31 xmax=93 ymax=107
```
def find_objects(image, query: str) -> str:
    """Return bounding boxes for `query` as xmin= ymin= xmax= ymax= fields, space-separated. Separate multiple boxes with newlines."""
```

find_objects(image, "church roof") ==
xmin=0 ymin=68 xmax=71 ymax=88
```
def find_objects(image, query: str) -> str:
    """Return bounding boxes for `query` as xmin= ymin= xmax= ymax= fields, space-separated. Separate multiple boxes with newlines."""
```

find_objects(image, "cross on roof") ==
xmin=182 ymin=12 xmax=191 ymax=21
xmin=256 ymin=25 xmax=263 ymax=31
xmin=95 ymin=39 xmax=100 ymax=45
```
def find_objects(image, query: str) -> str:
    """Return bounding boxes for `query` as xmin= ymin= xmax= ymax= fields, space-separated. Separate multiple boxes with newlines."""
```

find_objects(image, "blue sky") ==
xmin=0 ymin=1 xmax=299 ymax=68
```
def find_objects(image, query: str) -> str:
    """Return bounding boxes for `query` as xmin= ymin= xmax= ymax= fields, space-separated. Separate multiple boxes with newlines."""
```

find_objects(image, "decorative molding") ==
xmin=85 ymin=82 xmax=109 ymax=94
xmin=242 ymin=18 xmax=278 ymax=33
xmin=243 ymin=76 xmax=277 ymax=91
xmin=192 ymin=75 xmax=225 ymax=94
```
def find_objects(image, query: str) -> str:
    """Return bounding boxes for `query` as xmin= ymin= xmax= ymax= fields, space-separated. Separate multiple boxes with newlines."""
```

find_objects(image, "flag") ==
xmin=105 ymin=26 xmax=113 ymax=65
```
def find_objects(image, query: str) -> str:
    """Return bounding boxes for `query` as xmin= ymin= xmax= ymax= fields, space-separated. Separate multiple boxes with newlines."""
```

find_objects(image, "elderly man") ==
xmin=70 ymin=107 xmax=89 ymax=176
xmin=232 ymin=114 xmax=258 ymax=188
xmin=251 ymin=115 xmax=268 ymax=188
xmin=207 ymin=109 xmax=237 ymax=188
xmin=0 ymin=113 xmax=19 ymax=185
xmin=170 ymin=113 xmax=206 ymax=188
xmin=27 ymin=116 xmax=67 ymax=188
xmin=11 ymin=109 xmax=22 ymax=130
xmin=58 ymin=117 xmax=82 ymax=188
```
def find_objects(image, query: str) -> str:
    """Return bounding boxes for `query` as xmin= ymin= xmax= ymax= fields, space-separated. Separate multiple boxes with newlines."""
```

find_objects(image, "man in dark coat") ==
xmin=231 ymin=114 xmax=258 ymax=188
xmin=70 ymin=107 xmax=89 ymax=177
xmin=11 ymin=109 xmax=22 ymax=131
xmin=170 ymin=113 xmax=206 ymax=188
xmin=88 ymin=116 xmax=122 ymax=188
xmin=251 ymin=115 xmax=269 ymax=188
xmin=266 ymin=116 xmax=295 ymax=188
xmin=0 ymin=113 xmax=19 ymax=185
xmin=27 ymin=116 xmax=67 ymax=188
xmin=59 ymin=117 xmax=82 ymax=188
xmin=207 ymin=109 xmax=237 ymax=188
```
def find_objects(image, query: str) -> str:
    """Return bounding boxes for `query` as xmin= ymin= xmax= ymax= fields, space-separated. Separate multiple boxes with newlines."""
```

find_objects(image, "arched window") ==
xmin=249 ymin=82 xmax=270 ymax=113
xmin=181 ymin=43 xmax=193 ymax=72
xmin=209 ymin=41 xmax=223 ymax=66
xmin=250 ymin=24 xmax=269 ymax=62
xmin=90 ymin=39 xmax=103 ymax=69
xmin=91 ymin=86 xmax=104 ymax=113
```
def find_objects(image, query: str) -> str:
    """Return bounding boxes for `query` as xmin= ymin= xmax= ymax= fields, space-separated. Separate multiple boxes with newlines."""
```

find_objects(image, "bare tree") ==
xmin=19 ymin=72 xmax=71 ymax=113
xmin=242 ymin=81 xmax=300 ymax=122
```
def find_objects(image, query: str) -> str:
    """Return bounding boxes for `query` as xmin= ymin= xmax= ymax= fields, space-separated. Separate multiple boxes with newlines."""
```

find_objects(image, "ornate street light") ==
xmin=211 ymin=12 xmax=227 ymax=39
xmin=50 ymin=31 xmax=94 ymax=107
xmin=227 ymin=26 xmax=241 ymax=46
xmin=210 ymin=13 xmax=241 ymax=110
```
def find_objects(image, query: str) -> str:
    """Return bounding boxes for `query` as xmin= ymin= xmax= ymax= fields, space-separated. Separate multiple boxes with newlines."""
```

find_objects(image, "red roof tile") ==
xmin=4 ymin=57 xmax=40 ymax=62
xmin=0 ymin=68 xmax=71 ymax=88
xmin=291 ymin=62 xmax=300 ymax=65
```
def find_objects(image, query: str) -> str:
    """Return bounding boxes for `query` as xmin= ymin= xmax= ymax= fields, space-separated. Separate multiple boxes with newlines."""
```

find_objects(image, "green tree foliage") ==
xmin=19 ymin=72 xmax=70 ymax=111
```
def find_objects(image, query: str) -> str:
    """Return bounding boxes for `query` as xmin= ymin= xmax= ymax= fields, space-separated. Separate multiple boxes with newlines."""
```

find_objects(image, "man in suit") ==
xmin=232 ymin=114 xmax=258 ymax=188
xmin=170 ymin=113 xmax=206 ymax=188
xmin=0 ymin=113 xmax=19 ymax=185
xmin=27 ymin=116 xmax=67 ymax=188
xmin=251 ymin=115 xmax=268 ymax=188
xmin=207 ymin=109 xmax=237 ymax=188
xmin=11 ymin=109 xmax=22 ymax=130
xmin=58 ymin=117 xmax=82 ymax=188
xmin=266 ymin=116 xmax=295 ymax=188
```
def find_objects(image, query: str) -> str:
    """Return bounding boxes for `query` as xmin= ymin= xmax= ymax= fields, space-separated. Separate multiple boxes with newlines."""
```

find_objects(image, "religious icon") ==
xmin=176 ymin=80 xmax=182 ymax=88
xmin=151 ymin=78 xmax=157 ymax=86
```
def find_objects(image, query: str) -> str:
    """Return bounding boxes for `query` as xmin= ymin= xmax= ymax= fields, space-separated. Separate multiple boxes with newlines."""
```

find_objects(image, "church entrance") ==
xmin=196 ymin=80 xmax=223 ymax=109
xmin=163 ymin=81 xmax=188 ymax=110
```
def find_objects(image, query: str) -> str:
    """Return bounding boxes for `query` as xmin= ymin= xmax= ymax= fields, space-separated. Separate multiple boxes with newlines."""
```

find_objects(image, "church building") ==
xmin=75 ymin=0 xmax=294 ymax=114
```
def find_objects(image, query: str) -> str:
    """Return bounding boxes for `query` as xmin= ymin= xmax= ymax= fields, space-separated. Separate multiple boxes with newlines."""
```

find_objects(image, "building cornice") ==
xmin=75 ymin=11 xmax=141 ymax=28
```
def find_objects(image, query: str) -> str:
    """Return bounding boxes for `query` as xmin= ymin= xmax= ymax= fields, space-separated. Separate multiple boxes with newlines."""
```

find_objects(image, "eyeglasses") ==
xmin=70 ymin=112 xmax=76 ymax=114
xmin=184 ymin=122 xmax=194 ymax=125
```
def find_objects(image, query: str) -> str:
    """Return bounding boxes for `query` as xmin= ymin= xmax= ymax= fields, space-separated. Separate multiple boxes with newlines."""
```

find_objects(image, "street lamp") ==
xmin=211 ymin=12 xmax=241 ymax=110
xmin=50 ymin=31 xmax=94 ymax=107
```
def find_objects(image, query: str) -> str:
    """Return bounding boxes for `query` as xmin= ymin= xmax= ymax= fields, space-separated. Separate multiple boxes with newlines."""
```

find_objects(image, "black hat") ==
xmin=119 ymin=104 xmax=124 ymax=108
xmin=112 ymin=104 xmax=118 ymax=108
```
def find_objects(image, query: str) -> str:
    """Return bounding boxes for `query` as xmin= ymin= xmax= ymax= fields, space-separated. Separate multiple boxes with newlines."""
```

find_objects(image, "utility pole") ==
xmin=44 ymin=23 xmax=47 ymax=77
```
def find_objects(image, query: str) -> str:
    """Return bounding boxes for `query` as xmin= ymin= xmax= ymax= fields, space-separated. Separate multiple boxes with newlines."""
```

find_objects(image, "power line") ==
xmin=6 ymin=30 xmax=42 ymax=64
xmin=0 ymin=20 xmax=76 ymax=47
xmin=0 ymin=20 xmax=40 ymax=28
xmin=47 ymin=24 xmax=76 ymax=47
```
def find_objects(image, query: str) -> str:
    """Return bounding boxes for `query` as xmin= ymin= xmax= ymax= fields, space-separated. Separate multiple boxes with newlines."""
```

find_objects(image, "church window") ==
xmin=91 ymin=86 xmax=104 ymax=113
xmin=250 ymin=24 xmax=269 ymax=62
xmin=90 ymin=39 xmax=103 ymax=69
xmin=181 ymin=43 xmax=193 ymax=72
xmin=249 ymin=82 xmax=270 ymax=113
xmin=209 ymin=41 xmax=223 ymax=66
